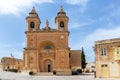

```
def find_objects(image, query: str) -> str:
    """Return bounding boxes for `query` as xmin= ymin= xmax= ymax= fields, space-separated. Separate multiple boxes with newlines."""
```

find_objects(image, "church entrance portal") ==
xmin=48 ymin=64 xmax=51 ymax=72
xmin=44 ymin=59 xmax=52 ymax=72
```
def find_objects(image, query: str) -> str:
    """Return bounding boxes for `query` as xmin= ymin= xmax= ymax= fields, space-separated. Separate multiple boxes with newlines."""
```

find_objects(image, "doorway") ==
xmin=101 ymin=64 xmax=109 ymax=77
xmin=44 ymin=59 xmax=52 ymax=72
xmin=48 ymin=64 xmax=51 ymax=72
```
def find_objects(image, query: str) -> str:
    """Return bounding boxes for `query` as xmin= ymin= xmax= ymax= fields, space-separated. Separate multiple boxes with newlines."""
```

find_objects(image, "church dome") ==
xmin=56 ymin=6 xmax=68 ymax=18
xmin=26 ymin=7 xmax=40 ymax=19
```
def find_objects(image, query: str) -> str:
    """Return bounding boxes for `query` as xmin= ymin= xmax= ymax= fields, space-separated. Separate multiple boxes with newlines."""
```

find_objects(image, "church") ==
xmin=23 ymin=6 xmax=81 ymax=75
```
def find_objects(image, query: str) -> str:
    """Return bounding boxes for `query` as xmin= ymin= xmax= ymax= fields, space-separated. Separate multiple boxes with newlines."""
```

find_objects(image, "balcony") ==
xmin=114 ymin=54 xmax=120 ymax=60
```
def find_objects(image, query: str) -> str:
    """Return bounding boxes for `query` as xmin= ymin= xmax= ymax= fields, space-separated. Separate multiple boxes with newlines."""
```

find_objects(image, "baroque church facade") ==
xmin=23 ymin=6 xmax=81 ymax=75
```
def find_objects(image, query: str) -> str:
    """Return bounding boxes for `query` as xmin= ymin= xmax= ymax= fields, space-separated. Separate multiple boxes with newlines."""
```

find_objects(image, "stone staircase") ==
xmin=36 ymin=72 xmax=53 ymax=76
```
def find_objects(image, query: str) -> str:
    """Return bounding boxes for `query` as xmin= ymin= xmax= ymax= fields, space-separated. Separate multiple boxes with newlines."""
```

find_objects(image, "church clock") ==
xmin=60 ymin=35 xmax=64 ymax=39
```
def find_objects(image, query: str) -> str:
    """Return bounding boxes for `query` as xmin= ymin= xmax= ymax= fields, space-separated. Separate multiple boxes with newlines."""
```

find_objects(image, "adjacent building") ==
xmin=0 ymin=58 xmax=2 ymax=70
xmin=1 ymin=57 xmax=23 ymax=72
xmin=95 ymin=38 xmax=120 ymax=78
xmin=23 ymin=6 xmax=81 ymax=75
xmin=70 ymin=50 xmax=82 ymax=70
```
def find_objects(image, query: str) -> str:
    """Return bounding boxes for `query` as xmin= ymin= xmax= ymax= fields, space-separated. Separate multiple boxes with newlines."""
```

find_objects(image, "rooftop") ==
xmin=95 ymin=38 xmax=120 ymax=45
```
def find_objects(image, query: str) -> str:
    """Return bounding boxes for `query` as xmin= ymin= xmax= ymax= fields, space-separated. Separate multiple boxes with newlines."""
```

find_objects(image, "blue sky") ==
xmin=0 ymin=0 xmax=120 ymax=62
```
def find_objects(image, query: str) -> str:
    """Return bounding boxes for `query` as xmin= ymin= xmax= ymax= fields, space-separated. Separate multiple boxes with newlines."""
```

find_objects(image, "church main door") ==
xmin=44 ymin=59 xmax=52 ymax=72
xmin=48 ymin=64 xmax=51 ymax=72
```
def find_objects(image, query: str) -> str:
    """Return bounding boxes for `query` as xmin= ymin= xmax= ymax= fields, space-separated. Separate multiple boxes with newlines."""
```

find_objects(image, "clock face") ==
xmin=60 ymin=35 xmax=64 ymax=39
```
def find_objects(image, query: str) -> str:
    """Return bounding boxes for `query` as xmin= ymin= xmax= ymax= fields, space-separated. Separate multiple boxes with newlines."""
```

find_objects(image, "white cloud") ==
xmin=78 ymin=27 xmax=120 ymax=49
xmin=0 ymin=50 xmax=23 ymax=59
xmin=87 ymin=27 xmax=120 ymax=42
xmin=71 ymin=26 xmax=120 ymax=62
xmin=0 ymin=42 xmax=25 ymax=59
xmin=0 ymin=0 xmax=54 ymax=15
xmin=79 ymin=6 xmax=87 ymax=13
xmin=66 ymin=0 xmax=88 ymax=6
xmin=69 ymin=23 xmax=80 ymax=29
xmin=69 ymin=18 xmax=95 ymax=29
xmin=65 ymin=0 xmax=89 ymax=13
xmin=0 ymin=42 xmax=25 ymax=48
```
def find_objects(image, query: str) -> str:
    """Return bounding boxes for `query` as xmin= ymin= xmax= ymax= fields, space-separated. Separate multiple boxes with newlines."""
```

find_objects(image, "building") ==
xmin=23 ymin=6 xmax=81 ymax=75
xmin=70 ymin=50 xmax=82 ymax=70
xmin=85 ymin=62 xmax=95 ymax=73
xmin=15 ymin=59 xmax=24 ymax=72
xmin=94 ymin=38 xmax=120 ymax=78
xmin=1 ymin=57 xmax=23 ymax=72
xmin=0 ymin=58 xmax=2 ymax=70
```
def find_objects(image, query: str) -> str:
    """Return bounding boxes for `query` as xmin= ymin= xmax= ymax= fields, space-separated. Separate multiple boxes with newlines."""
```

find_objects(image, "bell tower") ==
xmin=55 ymin=6 xmax=69 ymax=31
xmin=26 ymin=7 xmax=41 ymax=31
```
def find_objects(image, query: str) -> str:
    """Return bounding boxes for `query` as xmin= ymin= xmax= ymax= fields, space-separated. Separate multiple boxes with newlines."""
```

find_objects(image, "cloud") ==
xmin=0 ymin=50 xmax=23 ymax=59
xmin=69 ymin=18 xmax=95 ymax=29
xmin=69 ymin=23 xmax=81 ymax=29
xmin=0 ymin=42 xmax=25 ymax=48
xmin=71 ymin=26 xmax=120 ymax=62
xmin=65 ymin=0 xmax=89 ymax=13
xmin=87 ymin=27 xmax=120 ymax=42
xmin=0 ymin=42 xmax=25 ymax=59
xmin=0 ymin=0 xmax=54 ymax=15
xmin=78 ymin=27 xmax=120 ymax=49
xmin=66 ymin=0 xmax=88 ymax=6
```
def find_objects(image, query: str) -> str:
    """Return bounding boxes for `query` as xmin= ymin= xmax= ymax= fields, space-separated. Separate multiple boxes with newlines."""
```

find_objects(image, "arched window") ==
xmin=60 ymin=21 xmax=64 ymax=30
xmin=44 ymin=45 xmax=52 ymax=50
xmin=44 ymin=45 xmax=52 ymax=54
xmin=60 ymin=21 xmax=64 ymax=27
xmin=30 ymin=22 xmax=34 ymax=28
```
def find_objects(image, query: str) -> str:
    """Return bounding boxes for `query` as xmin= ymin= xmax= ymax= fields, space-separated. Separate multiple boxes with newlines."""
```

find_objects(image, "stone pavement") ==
xmin=0 ymin=71 xmax=119 ymax=80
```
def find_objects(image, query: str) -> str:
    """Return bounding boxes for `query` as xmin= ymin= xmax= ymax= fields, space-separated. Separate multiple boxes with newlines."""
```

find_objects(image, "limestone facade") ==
xmin=1 ymin=57 xmax=23 ymax=71
xmin=94 ymin=38 xmax=120 ymax=78
xmin=23 ymin=6 xmax=81 ymax=75
xmin=70 ymin=50 xmax=81 ymax=70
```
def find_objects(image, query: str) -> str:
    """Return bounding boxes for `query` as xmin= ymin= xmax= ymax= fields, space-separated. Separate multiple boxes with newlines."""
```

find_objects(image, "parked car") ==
xmin=72 ymin=70 xmax=79 ymax=75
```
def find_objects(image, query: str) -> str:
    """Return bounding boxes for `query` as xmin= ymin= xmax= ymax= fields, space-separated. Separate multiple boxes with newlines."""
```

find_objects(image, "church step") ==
xmin=36 ymin=72 xmax=53 ymax=76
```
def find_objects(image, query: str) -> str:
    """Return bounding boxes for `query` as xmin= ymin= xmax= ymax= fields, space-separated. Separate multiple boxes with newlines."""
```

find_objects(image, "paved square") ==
xmin=0 ymin=71 xmax=119 ymax=80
